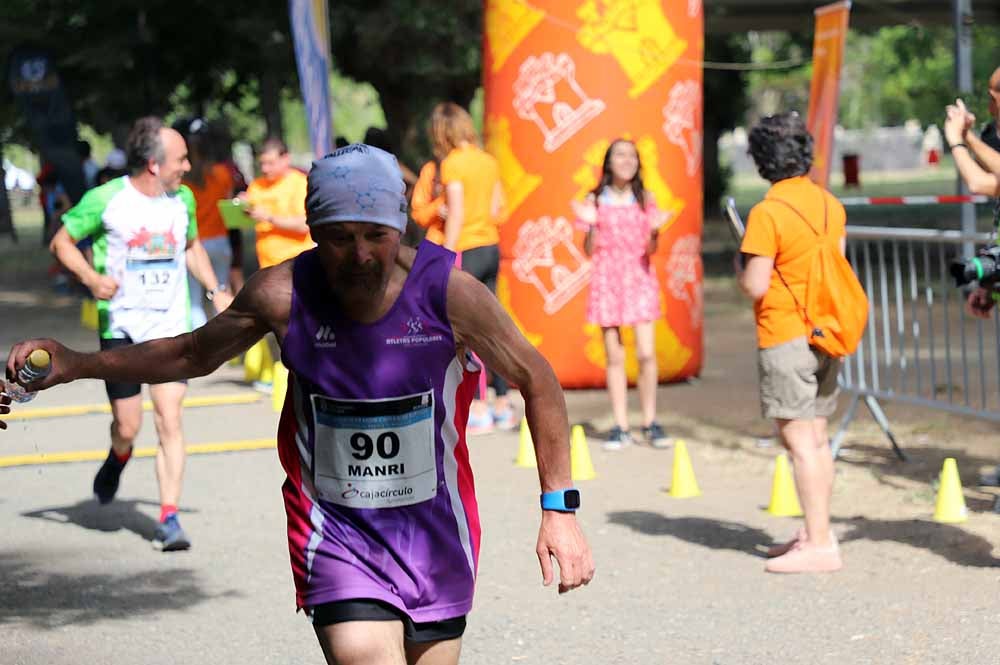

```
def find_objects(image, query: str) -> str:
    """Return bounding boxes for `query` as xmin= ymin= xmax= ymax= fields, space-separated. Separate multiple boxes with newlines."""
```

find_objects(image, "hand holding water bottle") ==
xmin=6 ymin=340 xmax=79 ymax=404
xmin=0 ymin=393 xmax=10 ymax=430
xmin=4 ymin=348 xmax=52 ymax=403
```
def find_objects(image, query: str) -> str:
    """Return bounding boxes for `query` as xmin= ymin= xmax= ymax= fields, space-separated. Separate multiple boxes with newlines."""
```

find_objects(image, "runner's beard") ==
xmin=338 ymin=261 xmax=384 ymax=296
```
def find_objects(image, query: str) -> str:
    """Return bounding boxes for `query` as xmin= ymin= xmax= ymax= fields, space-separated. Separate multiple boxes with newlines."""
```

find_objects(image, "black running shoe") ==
xmin=602 ymin=426 xmax=634 ymax=451
xmin=642 ymin=422 xmax=673 ymax=449
xmin=93 ymin=449 xmax=129 ymax=504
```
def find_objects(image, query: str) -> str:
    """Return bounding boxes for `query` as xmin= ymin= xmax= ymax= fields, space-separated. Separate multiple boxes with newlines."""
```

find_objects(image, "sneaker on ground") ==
xmin=766 ymin=528 xmax=837 ymax=558
xmin=152 ymin=514 xmax=191 ymax=552
xmin=466 ymin=408 xmax=494 ymax=435
xmin=492 ymin=408 xmax=517 ymax=431
xmin=642 ymin=422 xmax=672 ymax=449
xmin=93 ymin=449 xmax=129 ymax=504
xmin=602 ymin=426 xmax=634 ymax=451
xmin=765 ymin=540 xmax=842 ymax=573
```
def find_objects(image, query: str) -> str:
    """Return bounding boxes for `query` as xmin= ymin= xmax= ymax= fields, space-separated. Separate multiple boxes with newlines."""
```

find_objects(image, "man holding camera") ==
xmin=943 ymin=90 xmax=1000 ymax=318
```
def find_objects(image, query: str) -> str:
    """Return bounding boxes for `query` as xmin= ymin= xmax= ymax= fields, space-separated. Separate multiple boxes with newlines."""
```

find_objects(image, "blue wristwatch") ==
xmin=540 ymin=488 xmax=581 ymax=512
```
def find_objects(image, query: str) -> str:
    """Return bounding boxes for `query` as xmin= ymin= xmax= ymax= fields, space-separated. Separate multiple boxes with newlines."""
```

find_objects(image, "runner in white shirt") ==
xmin=49 ymin=116 xmax=234 ymax=551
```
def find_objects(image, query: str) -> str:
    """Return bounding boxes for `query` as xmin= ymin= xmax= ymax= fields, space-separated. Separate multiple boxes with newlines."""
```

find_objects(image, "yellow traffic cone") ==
xmin=244 ymin=339 xmax=264 ymax=382
xmin=570 ymin=425 xmax=596 ymax=480
xmin=80 ymin=299 xmax=98 ymax=331
xmin=668 ymin=439 xmax=701 ymax=498
xmin=933 ymin=458 xmax=968 ymax=523
xmin=766 ymin=453 xmax=803 ymax=517
xmin=272 ymin=362 xmax=289 ymax=412
xmin=259 ymin=356 xmax=275 ymax=386
xmin=515 ymin=417 xmax=537 ymax=468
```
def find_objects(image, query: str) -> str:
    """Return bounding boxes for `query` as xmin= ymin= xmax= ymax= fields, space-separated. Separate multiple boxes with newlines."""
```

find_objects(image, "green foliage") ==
xmin=745 ymin=31 xmax=813 ymax=118
xmin=704 ymin=34 xmax=752 ymax=213
xmin=0 ymin=1 xmax=294 ymax=143
xmin=328 ymin=0 xmax=483 ymax=166
xmin=746 ymin=25 xmax=1000 ymax=130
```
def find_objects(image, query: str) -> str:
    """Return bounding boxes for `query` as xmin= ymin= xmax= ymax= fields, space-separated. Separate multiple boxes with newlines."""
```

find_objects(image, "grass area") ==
xmin=10 ymin=203 xmax=43 ymax=230
xmin=0 ymin=206 xmax=50 ymax=288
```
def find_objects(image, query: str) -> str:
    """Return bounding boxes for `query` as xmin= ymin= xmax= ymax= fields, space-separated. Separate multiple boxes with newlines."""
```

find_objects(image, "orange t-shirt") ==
xmin=247 ymin=169 xmax=313 ymax=268
xmin=439 ymin=144 xmax=502 ymax=252
xmin=410 ymin=161 xmax=446 ymax=245
xmin=740 ymin=176 xmax=847 ymax=349
xmin=184 ymin=163 xmax=233 ymax=241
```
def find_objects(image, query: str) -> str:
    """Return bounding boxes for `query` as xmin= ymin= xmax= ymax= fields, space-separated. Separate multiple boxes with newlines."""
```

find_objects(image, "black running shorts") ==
xmin=309 ymin=599 xmax=466 ymax=643
xmin=99 ymin=336 xmax=186 ymax=401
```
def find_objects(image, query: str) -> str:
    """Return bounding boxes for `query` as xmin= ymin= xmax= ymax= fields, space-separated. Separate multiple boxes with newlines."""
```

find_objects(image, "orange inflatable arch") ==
xmin=483 ymin=0 xmax=704 ymax=388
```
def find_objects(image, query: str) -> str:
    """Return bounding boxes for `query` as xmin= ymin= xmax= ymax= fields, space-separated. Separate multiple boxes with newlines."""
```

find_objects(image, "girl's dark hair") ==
xmin=747 ymin=112 xmax=814 ymax=183
xmin=590 ymin=139 xmax=645 ymax=208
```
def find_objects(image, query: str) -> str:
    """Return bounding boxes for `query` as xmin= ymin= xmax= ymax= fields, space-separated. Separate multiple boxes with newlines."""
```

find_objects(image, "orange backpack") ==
xmin=767 ymin=195 xmax=869 ymax=358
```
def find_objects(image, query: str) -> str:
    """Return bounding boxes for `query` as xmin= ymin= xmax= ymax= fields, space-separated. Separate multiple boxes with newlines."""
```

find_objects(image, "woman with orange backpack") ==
xmin=737 ymin=112 xmax=867 ymax=575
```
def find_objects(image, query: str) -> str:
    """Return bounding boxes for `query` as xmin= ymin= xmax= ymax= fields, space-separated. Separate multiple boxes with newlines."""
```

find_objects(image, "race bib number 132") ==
xmin=312 ymin=391 xmax=437 ymax=509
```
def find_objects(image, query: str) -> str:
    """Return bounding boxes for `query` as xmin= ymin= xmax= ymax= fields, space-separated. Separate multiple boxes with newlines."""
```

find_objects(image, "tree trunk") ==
xmin=702 ymin=116 xmax=725 ymax=217
xmin=0 ymin=147 xmax=15 ymax=242
xmin=260 ymin=66 xmax=285 ymax=140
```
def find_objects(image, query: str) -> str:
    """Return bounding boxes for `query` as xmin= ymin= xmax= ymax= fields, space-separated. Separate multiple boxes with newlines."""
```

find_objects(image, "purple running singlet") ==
xmin=276 ymin=240 xmax=481 ymax=622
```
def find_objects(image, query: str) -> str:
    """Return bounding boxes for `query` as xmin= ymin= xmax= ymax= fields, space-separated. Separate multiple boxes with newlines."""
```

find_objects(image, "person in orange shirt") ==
xmin=737 ymin=112 xmax=846 ymax=574
xmin=241 ymin=137 xmax=313 ymax=269
xmin=179 ymin=118 xmax=234 ymax=328
xmin=413 ymin=102 xmax=510 ymax=433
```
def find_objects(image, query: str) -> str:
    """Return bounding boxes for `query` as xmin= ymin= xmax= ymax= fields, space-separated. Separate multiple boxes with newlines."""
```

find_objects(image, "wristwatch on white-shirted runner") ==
xmin=540 ymin=489 xmax=581 ymax=512
xmin=205 ymin=285 xmax=228 ymax=301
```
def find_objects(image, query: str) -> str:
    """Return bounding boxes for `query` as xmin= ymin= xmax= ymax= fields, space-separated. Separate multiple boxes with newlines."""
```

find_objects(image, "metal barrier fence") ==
xmin=833 ymin=226 xmax=999 ymax=460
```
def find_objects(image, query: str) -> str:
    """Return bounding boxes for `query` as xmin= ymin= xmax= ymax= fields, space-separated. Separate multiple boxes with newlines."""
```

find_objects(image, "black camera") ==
xmin=951 ymin=244 xmax=1000 ymax=287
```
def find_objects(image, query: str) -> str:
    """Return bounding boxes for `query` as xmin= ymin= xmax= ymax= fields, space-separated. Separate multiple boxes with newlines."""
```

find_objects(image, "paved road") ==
xmin=3 ymin=373 xmax=999 ymax=664
xmin=3 ymin=233 xmax=999 ymax=663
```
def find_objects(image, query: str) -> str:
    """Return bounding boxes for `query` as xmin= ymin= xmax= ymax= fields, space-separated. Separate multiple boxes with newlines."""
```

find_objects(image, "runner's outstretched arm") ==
xmin=447 ymin=268 xmax=595 ymax=594
xmin=0 ymin=393 xmax=9 ymax=430
xmin=7 ymin=263 xmax=292 ymax=392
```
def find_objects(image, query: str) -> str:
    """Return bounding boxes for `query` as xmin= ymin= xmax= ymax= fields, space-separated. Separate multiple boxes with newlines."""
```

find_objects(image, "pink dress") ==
xmin=584 ymin=192 xmax=662 ymax=327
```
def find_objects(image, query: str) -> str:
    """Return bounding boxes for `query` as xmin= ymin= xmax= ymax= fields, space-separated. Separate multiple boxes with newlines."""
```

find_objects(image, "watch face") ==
xmin=564 ymin=489 xmax=581 ymax=509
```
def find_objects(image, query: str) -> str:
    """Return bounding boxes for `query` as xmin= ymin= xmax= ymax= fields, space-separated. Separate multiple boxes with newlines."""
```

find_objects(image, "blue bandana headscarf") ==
xmin=305 ymin=144 xmax=408 ymax=232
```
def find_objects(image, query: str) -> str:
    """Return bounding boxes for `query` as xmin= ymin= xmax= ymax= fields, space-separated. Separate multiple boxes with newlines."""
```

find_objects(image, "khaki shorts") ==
xmin=758 ymin=337 xmax=841 ymax=420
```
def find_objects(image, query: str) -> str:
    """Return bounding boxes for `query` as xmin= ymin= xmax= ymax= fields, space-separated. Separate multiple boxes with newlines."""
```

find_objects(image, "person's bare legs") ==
xmin=812 ymin=416 xmax=834 ymax=530
xmin=777 ymin=417 xmax=833 ymax=547
xmin=314 ymin=621 xmax=407 ymax=665
xmin=93 ymin=394 xmax=142 ymax=504
xmin=406 ymin=637 xmax=462 ymax=665
xmin=634 ymin=321 xmax=658 ymax=427
xmin=313 ymin=619 xmax=462 ymax=665
xmin=149 ymin=382 xmax=187 ymax=508
xmin=766 ymin=416 xmax=841 ymax=572
xmin=602 ymin=327 xmax=629 ymax=430
xmin=109 ymin=394 xmax=143 ymax=456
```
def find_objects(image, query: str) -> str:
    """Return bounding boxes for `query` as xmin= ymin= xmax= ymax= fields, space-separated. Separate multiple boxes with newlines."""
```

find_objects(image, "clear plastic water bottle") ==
xmin=4 ymin=349 xmax=51 ymax=403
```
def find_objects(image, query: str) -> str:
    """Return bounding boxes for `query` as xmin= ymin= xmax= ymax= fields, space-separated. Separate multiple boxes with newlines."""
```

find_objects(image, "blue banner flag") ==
xmin=7 ymin=48 xmax=86 ymax=204
xmin=289 ymin=0 xmax=334 ymax=158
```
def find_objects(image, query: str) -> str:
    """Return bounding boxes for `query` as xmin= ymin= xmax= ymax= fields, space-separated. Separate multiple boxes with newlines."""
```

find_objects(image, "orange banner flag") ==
xmin=806 ymin=1 xmax=851 ymax=186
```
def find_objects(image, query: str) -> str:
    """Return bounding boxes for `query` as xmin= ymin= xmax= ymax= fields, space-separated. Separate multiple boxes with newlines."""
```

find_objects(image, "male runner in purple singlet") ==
xmin=7 ymin=144 xmax=594 ymax=665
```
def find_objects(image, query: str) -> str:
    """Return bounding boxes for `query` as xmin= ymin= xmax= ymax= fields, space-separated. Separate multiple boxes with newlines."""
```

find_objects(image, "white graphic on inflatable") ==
xmin=512 ymin=216 xmax=592 ymax=314
xmin=688 ymin=0 xmax=701 ymax=18
xmin=662 ymin=80 xmax=702 ymax=177
xmin=513 ymin=52 xmax=606 ymax=153
xmin=666 ymin=234 xmax=702 ymax=329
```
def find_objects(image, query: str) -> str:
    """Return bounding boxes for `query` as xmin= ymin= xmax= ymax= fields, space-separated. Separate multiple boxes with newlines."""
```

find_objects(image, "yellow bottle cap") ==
xmin=28 ymin=349 xmax=51 ymax=369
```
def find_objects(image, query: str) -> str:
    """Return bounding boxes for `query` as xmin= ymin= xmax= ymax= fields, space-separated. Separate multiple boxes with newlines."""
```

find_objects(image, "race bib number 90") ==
xmin=312 ymin=391 xmax=437 ymax=509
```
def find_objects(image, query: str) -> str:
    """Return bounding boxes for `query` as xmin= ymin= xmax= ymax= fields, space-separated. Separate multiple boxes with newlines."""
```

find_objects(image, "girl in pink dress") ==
xmin=573 ymin=139 xmax=671 ymax=450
